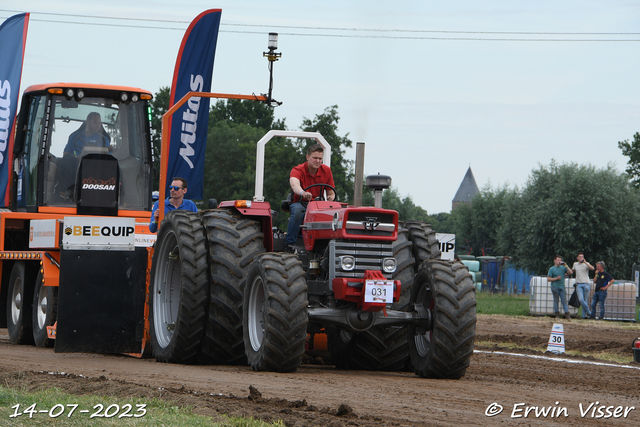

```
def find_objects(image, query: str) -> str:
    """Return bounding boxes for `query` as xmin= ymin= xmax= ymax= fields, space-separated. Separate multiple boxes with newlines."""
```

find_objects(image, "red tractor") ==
xmin=149 ymin=130 xmax=477 ymax=378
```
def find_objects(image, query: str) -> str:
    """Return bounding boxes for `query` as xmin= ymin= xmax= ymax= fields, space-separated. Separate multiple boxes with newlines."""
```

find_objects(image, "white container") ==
xmin=529 ymin=276 xmax=579 ymax=316
xmin=589 ymin=282 xmax=637 ymax=321
xmin=462 ymin=260 xmax=480 ymax=272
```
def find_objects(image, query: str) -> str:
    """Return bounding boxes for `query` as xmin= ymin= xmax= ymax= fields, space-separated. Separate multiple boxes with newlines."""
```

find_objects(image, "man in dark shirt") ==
xmin=590 ymin=261 xmax=614 ymax=320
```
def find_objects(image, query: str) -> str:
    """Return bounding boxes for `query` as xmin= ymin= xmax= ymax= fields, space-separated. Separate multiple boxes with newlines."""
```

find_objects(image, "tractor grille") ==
xmin=328 ymin=240 xmax=394 ymax=280
xmin=344 ymin=212 xmax=395 ymax=237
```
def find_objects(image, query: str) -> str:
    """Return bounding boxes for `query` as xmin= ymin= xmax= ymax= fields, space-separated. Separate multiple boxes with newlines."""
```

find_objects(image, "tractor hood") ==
xmin=302 ymin=201 xmax=398 ymax=251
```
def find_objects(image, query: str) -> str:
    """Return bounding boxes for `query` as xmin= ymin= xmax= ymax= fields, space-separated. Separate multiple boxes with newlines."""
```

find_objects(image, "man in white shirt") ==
xmin=572 ymin=252 xmax=595 ymax=319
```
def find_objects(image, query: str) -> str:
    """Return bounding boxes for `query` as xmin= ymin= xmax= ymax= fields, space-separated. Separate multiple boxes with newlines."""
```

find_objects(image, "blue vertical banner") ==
xmin=0 ymin=13 xmax=29 ymax=207
xmin=166 ymin=9 xmax=221 ymax=200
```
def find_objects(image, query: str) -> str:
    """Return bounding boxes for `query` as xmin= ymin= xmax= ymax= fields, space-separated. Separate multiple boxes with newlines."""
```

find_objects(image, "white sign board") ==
xmin=364 ymin=280 xmax=394 ymax=304
xmin=546 ymin=323 xmax=565 ymax=354
xmin=62 ymin=217 xmax=135 ymax=251
xmin=436 ymin=233 xmax=455 ymax=261
xmin=29 ymin=219 xmax=58 ymax=249
xmin=135 ymin=233 xmax=157 ymax=248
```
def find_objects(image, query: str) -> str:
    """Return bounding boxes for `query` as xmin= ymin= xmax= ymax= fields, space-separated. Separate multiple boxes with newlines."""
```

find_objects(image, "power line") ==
xmin=2 ymin=9 xmax=640 ymax=41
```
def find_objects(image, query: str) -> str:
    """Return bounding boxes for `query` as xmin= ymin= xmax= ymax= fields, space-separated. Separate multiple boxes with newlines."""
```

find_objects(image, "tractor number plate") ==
xmin=364 ymin=280 xmax=393 ymax=304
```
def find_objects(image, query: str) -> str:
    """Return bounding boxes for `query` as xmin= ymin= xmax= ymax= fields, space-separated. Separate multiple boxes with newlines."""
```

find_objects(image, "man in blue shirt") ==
xmin=547 ymin=255 xmax=574 ymax=320
xmin=149 ymin=177 xmax=198 ymax=233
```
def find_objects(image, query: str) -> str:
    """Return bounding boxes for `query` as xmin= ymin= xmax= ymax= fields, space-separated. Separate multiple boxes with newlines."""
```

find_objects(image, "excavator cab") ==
xmin=11 ymin=84 xmax=154 ymax=214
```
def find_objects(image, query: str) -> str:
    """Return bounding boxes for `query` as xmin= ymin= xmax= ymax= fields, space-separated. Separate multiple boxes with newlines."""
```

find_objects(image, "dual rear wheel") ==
xmin=149 ymin=209 xmax=264 ymax=365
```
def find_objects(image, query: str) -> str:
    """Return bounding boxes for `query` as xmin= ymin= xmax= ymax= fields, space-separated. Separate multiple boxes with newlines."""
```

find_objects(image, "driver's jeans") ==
xmin=285 ymin=202 xmax=306 ymax=246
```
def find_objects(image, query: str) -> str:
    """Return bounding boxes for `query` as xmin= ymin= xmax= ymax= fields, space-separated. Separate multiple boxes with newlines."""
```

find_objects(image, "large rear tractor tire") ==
xmin=149 ymin=211 xmax=209 ymax=364
xmin=200 ymin=209 xmax=265 ymax=365
xmin=348 ymin=229 xmax=415 ymax=371
xmin=243 ymin=253 xmax=308 ymax=373
xmin=7 ymin=262 xmax=36 ymax=345
xmin=32 ymin=271 xmax=57 ymax=348
xmin=409 ymin=259 xmax=476 ymax=379
xmin=401 ymin=220 xmax=441 ymax=267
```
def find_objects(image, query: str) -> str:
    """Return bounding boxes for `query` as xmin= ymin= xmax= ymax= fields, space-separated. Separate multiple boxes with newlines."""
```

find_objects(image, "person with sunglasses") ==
xmin=149 ymin=177 xmax=198 ymax=232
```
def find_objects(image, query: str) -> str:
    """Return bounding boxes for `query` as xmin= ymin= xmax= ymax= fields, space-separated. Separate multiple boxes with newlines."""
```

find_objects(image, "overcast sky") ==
xmin=3 ymin=1 xmax=640 ymax=213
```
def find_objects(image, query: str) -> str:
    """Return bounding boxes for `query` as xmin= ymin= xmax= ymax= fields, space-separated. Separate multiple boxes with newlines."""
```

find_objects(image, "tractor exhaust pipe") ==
xmin=365 ymin=173 xmax=391 ymax=209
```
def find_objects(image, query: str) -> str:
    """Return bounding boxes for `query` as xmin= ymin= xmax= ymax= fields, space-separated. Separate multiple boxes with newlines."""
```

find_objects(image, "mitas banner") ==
xmin=0 ymin=13 xmax=30 ymax=207
xmin=166 ymin=9 xmax=221 ymax=200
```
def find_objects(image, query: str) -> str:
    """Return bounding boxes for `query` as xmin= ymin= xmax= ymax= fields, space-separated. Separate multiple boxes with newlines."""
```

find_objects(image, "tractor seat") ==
xmin=281 ymin=192 xmax=293 ymax=212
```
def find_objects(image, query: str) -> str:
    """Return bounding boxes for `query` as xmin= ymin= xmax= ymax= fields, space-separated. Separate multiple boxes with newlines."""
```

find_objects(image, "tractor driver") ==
xmin=149 ymin=177 xmax=198 ymax=233
xmin=63 ymin=112 xmax=110 ymax=157
xmin=285 ymin=144 xmax=335 ymax=249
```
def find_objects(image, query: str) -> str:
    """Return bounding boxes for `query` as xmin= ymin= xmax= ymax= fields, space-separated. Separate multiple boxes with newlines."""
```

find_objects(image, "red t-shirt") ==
xmin=290 ymin=162 xmax=335 ymax=203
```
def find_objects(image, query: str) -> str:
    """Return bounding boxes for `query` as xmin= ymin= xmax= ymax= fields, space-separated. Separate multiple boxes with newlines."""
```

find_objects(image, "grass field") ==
xmin=475 ymin=291 xmax=640 ymax=319
xmin=0 ymin=385 xmax=283 ymax=427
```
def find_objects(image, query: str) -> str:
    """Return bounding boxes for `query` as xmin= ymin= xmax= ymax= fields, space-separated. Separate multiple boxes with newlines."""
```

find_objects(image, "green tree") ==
xmin=428 ymin=212 xmax=456 ymax=234
xmin=360 ymin=186 xmax=431 ymax=222
xmin=209 ymin=98 xmax=286 ymax=130
xmin=150 ymin=86 xmax=171 ymax=188
xmin=299 ymin=106 xmax=354 ymax=203
xmin=618 ymin=132 xmax=640 ymax=187
xmin=203 ymin=100 xmax=295 ymax=230
xmin=497 ymin=161 xmax=640 ymax=277
xmin=453 ymin=184 xmax=513 ymax=256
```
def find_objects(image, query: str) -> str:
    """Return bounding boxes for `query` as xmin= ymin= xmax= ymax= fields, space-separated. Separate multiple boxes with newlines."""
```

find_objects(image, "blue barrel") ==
xmin=481 ymin=259 xmax=501 ymax=292
xmin=500 ymin=267 xmax=534 ymax=294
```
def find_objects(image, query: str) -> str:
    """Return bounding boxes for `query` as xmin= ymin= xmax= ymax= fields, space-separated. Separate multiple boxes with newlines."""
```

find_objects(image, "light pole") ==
xmin=263 ymin=32 xmax=282 ymax=106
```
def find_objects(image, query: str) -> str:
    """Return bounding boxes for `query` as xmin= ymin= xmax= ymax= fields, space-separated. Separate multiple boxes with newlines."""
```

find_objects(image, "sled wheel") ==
xmin=200 ymin=209 xmax=265 ymax=364
xmin=7 ymin=262 xmax=36 ymax=345
xmin=149 ymin=211 xmax=209 ymax=363
xmin=409 ymin=259 xmax=477 ymax=379
xmin=32 ymin=271 xmax=57 ymax=348
xmin=243 ymin=253 xmax=308 ymax=372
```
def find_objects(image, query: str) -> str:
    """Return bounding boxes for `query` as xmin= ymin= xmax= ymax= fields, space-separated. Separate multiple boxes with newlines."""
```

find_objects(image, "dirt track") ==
xmin=1 ymin=315 xmax=639 ymax=426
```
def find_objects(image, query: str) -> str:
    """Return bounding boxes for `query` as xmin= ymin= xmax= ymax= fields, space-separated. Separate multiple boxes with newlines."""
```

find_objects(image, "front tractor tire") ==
xmin=149 ymin=211 xmax=209 ymax=364
xmin=409 ymin=259 xmax=477 ymax=379
xmin=243 ymin=253 xmax=308 ymax=373
xmin=7 ymin=262 xmax=36 ymax=345
xmin=200 ymin=209 xmax=265 ymax=365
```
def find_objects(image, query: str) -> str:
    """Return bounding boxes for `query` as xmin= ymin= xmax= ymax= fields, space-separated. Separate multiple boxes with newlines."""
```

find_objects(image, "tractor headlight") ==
xmin=339 ymin=255 xmax=355 ymax=271
xmin=382 ymin=257 xmax=397 ymax=273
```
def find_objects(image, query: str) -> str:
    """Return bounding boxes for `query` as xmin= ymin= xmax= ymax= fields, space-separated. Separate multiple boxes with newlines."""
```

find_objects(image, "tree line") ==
xmin=451 ymin=159 xmax=640 ymax=279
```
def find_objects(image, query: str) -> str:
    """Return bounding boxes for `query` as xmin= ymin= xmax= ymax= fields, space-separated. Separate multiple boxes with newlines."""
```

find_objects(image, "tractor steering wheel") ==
xmin=300 ymin=183 xmax=337 ymax=208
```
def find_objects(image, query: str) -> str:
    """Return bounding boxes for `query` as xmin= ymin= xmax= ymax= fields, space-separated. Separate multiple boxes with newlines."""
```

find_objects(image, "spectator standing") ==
xmin=590 ymin=261 xmax=614 ymax=320
xmin=572 ymin=252 xmax=595 ymax=319
xmin=547 ymin=255 xmax=574 ymax=320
